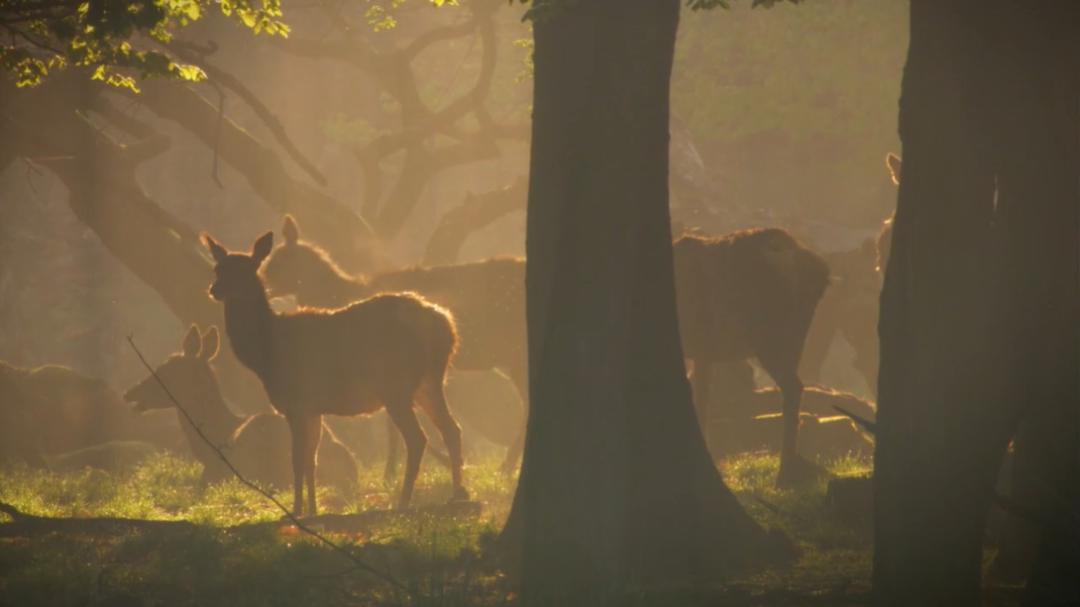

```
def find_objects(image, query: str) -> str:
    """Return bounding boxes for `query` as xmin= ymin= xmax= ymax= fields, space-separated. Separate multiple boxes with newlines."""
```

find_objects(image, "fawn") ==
xmin=203 ymin=231 xmax=467 ymax=515
xmin=124 ymin=325 xmax=358 ymax=494
xmin=262 ymin=215 xmax=527 ymax=473
xmin=673 ymin=227 xmax=830 ymax=487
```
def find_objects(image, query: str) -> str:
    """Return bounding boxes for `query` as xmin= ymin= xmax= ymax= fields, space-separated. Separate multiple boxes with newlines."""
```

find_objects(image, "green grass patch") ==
xmin=0 ymin=451 xmax=875 ymax=606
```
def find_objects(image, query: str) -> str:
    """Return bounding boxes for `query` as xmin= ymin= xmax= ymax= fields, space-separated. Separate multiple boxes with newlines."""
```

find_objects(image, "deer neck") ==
xmin=222 ymin=291 xmax=275 ymax=379
xmin=178 ymin=379 xmax=244 ymax=454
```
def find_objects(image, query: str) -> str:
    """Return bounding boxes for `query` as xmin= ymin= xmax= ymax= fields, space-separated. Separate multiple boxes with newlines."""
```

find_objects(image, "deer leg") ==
xmin=384 ymin=413 xmax=402 ymax=487
xmin=288 ymin=415 xmax=310 ymax=516
xmin=304 ymin=414 xmax=322 ymax=516
xmin=777 ymin=372 xmax=804 ymax=478
xmin=418 ymin=379 xmax=469 ymax=502
xmin=759 ymin=354 xmax=823 ymax=488
xmin=385 ymin=401 xmax=427 ymax=509
xmin=500 ymin=363 xmax=529 ymax=475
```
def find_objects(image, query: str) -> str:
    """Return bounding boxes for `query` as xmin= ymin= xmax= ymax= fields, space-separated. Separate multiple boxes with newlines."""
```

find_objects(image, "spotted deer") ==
xmin=203 ymin=231 xmax=467 ymax=515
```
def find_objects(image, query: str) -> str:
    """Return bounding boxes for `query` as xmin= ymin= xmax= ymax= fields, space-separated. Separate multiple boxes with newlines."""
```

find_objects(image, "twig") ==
xmin=169 ymin=40 xmax=329 ymax=187
xmin=833 ymin=405 xmax=877 ymax=435
xmin=125 ymin=335 xmax=410 ymax=595
xmin=208 ymin=80 xmax=226 ymax=188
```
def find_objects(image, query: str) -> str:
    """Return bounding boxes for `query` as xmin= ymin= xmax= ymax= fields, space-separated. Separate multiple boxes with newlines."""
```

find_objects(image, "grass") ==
xmin=0 ymin=451 xmax=873 ymax=606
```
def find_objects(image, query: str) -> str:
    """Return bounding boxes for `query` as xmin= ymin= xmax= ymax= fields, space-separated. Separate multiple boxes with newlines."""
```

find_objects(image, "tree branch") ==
xmin=169 ymin=40 xmax=329 ymax=187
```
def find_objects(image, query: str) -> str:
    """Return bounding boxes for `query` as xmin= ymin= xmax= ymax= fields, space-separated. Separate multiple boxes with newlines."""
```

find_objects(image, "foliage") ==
xmin=0 ymin=0 xmax=289 ymax=90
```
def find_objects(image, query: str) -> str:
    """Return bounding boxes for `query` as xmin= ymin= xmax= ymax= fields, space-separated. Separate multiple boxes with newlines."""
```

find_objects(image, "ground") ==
xmin=0 ymin=449 xmax=1004 ymax=606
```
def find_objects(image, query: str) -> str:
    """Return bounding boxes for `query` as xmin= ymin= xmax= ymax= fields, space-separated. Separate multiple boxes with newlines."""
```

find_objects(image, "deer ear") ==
xmin=200 ymin=327 xmax=220 ymax=361
xmin=282 ymin=215 xmax=299 ymax=245
xmin=886 ymin=153 xmax=903 ymax=185
xmin=182 ymin=325 xmax=202 ymax=358
xmin=203 ymin=233 xmax=228 ymax=263
xmin=251 ymin=231 xmax=274 ymax=265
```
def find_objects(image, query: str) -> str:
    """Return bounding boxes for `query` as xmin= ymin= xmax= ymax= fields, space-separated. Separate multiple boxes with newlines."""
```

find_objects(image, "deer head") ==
xmin=204 ymin=232 xmax=274 ymax=302
xmin=124 ymin=325 xmax=220 ymax=413
xmin=260 ymin=215 xmax=346 ymax=299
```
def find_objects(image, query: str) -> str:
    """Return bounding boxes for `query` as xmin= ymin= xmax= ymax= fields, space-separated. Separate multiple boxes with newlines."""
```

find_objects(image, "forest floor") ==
xmin=0 ymin=451 xmax=1021 ymax=606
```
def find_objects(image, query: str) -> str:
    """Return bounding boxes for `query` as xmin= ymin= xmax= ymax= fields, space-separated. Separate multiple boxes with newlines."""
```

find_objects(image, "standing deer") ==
xmin=674 ymin=227 xmax=830 ymax=486
xmin=124 ymin=325 xmax=359 ymax=495
xmin=877 ymin=152 xmax=902 ymax=273
xmin=203 ymin=231 xmax=468 ymax=515
xmin=799 ymin=152 xmax=903 ymax=395
xmin=262 ymin=216 xmax=527 ymax=473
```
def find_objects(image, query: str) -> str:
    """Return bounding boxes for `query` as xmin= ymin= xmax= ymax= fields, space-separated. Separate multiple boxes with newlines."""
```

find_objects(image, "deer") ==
xmin=799 ymin=152 xmax=902 ymax=395
xmin=261 ymin=215 xmax=527 ymax=474
xmin=124 ymin=325 xmax=359 ymax=495
xmin=0 ymin=360 xmax=181 ymax=466
xmin=673 ymin=227 xmax=830 ymax=487
xmin=202 ymin=230 xmax=467 ymax=515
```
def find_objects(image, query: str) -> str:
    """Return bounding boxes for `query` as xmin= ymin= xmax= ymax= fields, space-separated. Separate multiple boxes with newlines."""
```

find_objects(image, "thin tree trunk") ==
xmin=499 ymin=1 xmax=785 ymax=603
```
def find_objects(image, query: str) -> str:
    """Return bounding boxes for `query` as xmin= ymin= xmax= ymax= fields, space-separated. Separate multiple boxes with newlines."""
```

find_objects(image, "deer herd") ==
xmin=0 ymin=155 xmax=905 ymax=517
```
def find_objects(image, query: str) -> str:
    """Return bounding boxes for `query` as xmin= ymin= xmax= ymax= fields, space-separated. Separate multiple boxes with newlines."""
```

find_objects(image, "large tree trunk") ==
xmin=990 ymin=4 xmax=1080 ymax=603
xmin=874 ymin=3 xmax=1080 ymax=605
xmin=873 ymin=2 xmax=1004 ymax=604
xmin=499 ymin=1 xmax=785 ymax=603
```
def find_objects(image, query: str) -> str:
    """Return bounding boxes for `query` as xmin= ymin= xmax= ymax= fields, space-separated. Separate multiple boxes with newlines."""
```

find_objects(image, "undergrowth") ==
xmin=0 ymin=451 xmax=873 ymax=606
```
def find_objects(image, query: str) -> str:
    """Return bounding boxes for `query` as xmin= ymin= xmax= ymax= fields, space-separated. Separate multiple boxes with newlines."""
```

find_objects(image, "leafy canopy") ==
xmin=0 ymin=0 xmax=290 ymax=91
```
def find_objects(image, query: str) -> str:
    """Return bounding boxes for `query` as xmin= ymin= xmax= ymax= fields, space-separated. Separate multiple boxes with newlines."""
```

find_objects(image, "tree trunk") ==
xmin=874 ymin=3 xmax=1080 ymax=605
xmin=499 ymin=1 xmax=786 ymax=603
xmin=990 ymin=4 xmax=1080 ymax=603
xmin=873 ymin=2 xmax=1005 ymax=604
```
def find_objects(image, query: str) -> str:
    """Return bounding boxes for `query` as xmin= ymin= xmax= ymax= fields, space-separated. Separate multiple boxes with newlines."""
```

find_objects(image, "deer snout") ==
xmin=123 ymin=382 xmax=155 ymax=413
xmin=208 ymin=283 xmax=224 ymax=301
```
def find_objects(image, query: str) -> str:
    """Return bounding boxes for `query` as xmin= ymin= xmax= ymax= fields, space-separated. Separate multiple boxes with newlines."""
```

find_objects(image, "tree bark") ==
xmin=873 ymin=2 xmax=1004 ymax=604
xmin=874 ymin=3 xmax=1080 ymax=605
xmin=499 ymin=2 xmax=785 ymax=603
xmin=990 ymin=4 xmax=1080 ymax=603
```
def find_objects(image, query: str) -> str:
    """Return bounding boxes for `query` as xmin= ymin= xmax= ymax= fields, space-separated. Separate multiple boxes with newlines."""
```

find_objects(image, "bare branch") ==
xmin=169 ymin=40 xmax=329 ymax=187
xmin=423 ymin=176 xmax=526 ymax=264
